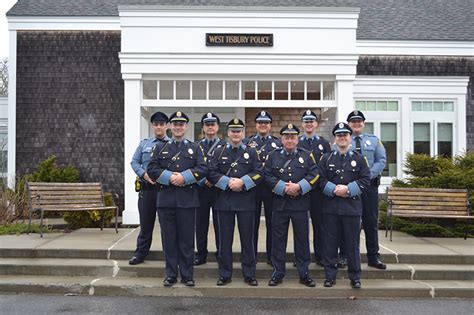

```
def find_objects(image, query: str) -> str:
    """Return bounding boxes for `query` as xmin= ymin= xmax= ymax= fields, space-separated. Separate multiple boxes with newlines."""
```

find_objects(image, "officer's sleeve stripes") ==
xmin=309 ymin=174 xmax=320 ymax=185
xmin=215 ymin=176 xmax=230 ymax=191
xmin=347 ymin=181 xmax=362 ymax=197
xmin=251 ymin=174 xmax=261 ymax=181
xmin=241 ymin=175 xmax=256 ymax=191
xmin=323 ymin=182 xmax=336 ymax=197
xmin=297 ymin=179 xmax=311 ymax=195
xmin=157 ymin=170 xmax=172 ymax=185
xmin=273 ymin=180 xmax=286 ymax=196
xmin=181 ymin=169 xmax=197 ymax=185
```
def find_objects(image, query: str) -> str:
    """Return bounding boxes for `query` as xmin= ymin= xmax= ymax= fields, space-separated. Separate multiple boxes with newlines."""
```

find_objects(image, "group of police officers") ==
xmin=130 ymin=108 xmax=387 ymax=289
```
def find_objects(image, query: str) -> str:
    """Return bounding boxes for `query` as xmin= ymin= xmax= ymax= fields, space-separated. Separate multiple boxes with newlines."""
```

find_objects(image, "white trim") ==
xmin=357 ymin=40 xmax=474 ymax=56
xmin=7 ymin=16 xmax=120 ymax=31
xmin=7 ymin=30 xmax=16 ymax=188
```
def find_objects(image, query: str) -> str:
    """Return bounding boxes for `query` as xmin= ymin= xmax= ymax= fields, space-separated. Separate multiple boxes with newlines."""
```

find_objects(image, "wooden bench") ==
xmin=385 ymin=187 xmax=472 ymax=241
xmin=27 ymin=182 xmax=119 ymax=237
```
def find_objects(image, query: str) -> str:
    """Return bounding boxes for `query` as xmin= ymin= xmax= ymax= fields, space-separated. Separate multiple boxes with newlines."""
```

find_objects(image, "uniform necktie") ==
xmin=355 ymin=136 xmax=362 ymax=153
xmin=308 ymin=137 xmax=313 ymax=147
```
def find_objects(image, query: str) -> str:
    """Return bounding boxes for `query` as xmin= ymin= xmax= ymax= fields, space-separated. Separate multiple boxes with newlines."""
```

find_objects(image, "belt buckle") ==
xmin=231 ymin=162 xmax=237 ymax=167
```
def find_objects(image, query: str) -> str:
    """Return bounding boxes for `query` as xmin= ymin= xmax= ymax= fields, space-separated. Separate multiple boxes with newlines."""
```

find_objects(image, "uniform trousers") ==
xmin=134 ymin=188 xmax=157 ymax=259
xmin=323 ymin=214 xmax=361 ymax=281
xmin=216 ymin=210 xmax=256 ymax=279
xmin=361 ymin=183 xmax=381 ymax=262
xmin=195 ymin=188 xmax=219 ymax=261
xmin=157 ymin=207 xmax=196 ymax=279
xmin=254 ymin=187 xmax=273 ymax=262
xmin=271 ymin=210 xmax=310 ymax=280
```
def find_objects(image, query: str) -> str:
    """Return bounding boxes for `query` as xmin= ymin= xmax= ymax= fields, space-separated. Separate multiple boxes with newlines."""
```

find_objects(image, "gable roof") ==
xmin=7 ymin=0 xmax=474 ymax=41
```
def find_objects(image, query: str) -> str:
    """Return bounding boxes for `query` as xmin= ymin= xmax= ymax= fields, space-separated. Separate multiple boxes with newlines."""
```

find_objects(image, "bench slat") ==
xmin=388 ymin=191 xmax=467 ymax=198
xmin=391 ymin=210 xmax=468 ymax=215
xmin=38 ymin=206 xmax=117 ymax=212
xmin=392 ymin=213 xmax=473 ymax=219
xmin=388 ymin=187 xmax=467 ymax=193
xmin=388 ymin=195 xmax=466 ymax=202
xmin=29 ymin=187 xmax=102 ymax=192
xmin=390 ymin=200 xmax=466 ymax=207
xmin=35 ymin=202 xmax=105 ymax=207
xmin=34 ymin=195 xmax=104 ymax=200
xmin=391 ymin=205 xmax=467 ymax=211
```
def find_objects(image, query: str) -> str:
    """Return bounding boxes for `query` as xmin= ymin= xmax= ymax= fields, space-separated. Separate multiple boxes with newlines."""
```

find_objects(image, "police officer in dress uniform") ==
xmin=243 ymin=110 xmax=281 ymax=265
xmin=347 ymin=110 xmax=387 ymax=270
xmin=297 ymin=110 xmax=331 ymax=267
xmin=264 ymin=124 xmax=319 ymax=287
xmin=147 ymin=111 xmax=207 ymax=287
xmin=129 ymin=111 xmax=170 ymax=265
xmin=208 ymin=119 xmax=263 ymax=286
xmin=319 ymin=122 xmax=370 ymax=289
xmin=194 ymin=113 xmax=227 ymax=266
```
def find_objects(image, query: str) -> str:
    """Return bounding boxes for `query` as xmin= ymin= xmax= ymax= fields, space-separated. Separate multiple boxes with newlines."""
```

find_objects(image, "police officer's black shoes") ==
xmin=244 ymin=277 xmax=258 ymax=286
xmin=181 ymin=278 xmax=195 ymax=287
xmin=268 ymin=277 xmax=282 ymax=286
xmin=193 ymin=258 xmax=207 ymax=266
xmin=163 ymin=277 xmax=177 ymax=287
xmin=128 ymin=256 xmax=144 ymax=265
xmin=323 ymin=279 xmax=336 ymax=287
xmin=368 ymin=259 xmax=387 ymax=270
xmin=299 ymin=277 xmax=316 ymax=287
xmin=216 ymin=276 xmax=232 ymax=286
xmin=351 ymin=280 xmax=362 ymax=289
xmin=337 ymin=258 xmax=347 ymax=269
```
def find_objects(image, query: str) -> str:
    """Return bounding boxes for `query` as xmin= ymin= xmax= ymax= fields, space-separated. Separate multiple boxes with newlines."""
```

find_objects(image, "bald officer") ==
xmin=147 ymin=111 xmax=207 ymax=287
xmin=347 ymin=110 xmax=387 ymax=270
xmin=298 ymin=110 xmax=331 ymax=267
xmin=129 ymin=111 xmax=169 ymax=265
xmin=208 ymin=118 xmax=263 ymax=287
xmin=319 ymin=122 xmax=370 ymax=289
xmin=265 ymin=124 xmax=319 ymax=287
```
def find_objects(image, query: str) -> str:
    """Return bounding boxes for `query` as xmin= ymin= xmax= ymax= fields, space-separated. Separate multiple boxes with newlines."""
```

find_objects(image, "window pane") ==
xmin=290 ymin=81 xmax=304 ymax=100
xmin=194 ymin=107 xmax=235 ymax=113
xmin=143 ymin=80 xmax=157 ymax=99
xmin=387 ymin=101 xmax=398 ymax=111
xmin=412 ymin=101 xmax=422 ymax=111
xmin=422 ymin=101 xmax=432 ymax=111
xmin=364 ymin=122 xmax=374 ymax=134
xmin=209 ymin=81 xmax=223 ymax=100
xmin=444 ymin=101 xmax=454 ymax=111
xmin=192 ymin=81 xmax=206 ymax=100
xmin=258 ymin=81 xmax=272 ymax=100
xmin=355 ymin=101 xmax=366 ymax=110
xmin=159 ymin=80 xmax=173 ymax=100
xmin=225 ymin=81 xmax=239 ymax=100
xmin=322 ymin=81 xmax=335 ymax=100
xmin=366 ymin=101 xmax=376 ymax=111
xmin=377 ymin=101 xmax=387 ymax=111
xmin=307 ymin=81 xmax=321 ymax=100
xmin=176 ymin=80 xmax=190 ymax=100
xmin=433 ymin=101 xmax=443 ymax=111
xmin=438 ymin=123 xmax=452 ymax=158
xmin=381 ymin=123 xmax=397 ymax=177
xmin=414 ymin=123 xmax=430 ymax=155
xmin=242 ymin=81 xmax=255 ymax=100
xmin=274 ymin=81 xmax=288 ymax=100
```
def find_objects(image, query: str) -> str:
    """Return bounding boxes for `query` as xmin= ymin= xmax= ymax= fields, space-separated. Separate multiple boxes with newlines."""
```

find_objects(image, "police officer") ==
xmin=319 ymin=122 xmax=370 ymax=289
xmin=347 ymin=110 xmax=387 ymax=270
xmin=208 ymin=118 xmax=263 ymax=286
xmin=264 ymin=124 xmax=319 ymax=287
xmin=194 ymin=113 xmax=227 ymax=266
xmin=298 ymin=110 xmax=331 ymax=267
xmin=244 ymin=110 xmax=281 ymax=265
xmin=129 ymin=111 xmax=169 ymax=265
xmin=147 ymin=111 xmax=207 ymax=287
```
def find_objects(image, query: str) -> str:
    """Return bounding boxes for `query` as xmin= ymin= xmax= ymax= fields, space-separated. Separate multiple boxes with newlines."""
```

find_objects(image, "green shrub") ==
xmin=27 ymin=155 xmax=79 ymax=183
xmin=0 ymin=223 xmax=49 ymax=235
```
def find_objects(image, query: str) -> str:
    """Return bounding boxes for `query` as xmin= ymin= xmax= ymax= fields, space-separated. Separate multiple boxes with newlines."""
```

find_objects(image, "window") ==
xmin=258 ymin=81 xmax=272 ymax=100
xmin=355 ymin=100 xmax=398 ymax=111
xmin=225 ymin=81 xmax=239 ymax=100
xmin=143 ymin=80 xmax=157 ymax=100
xmin=412 ymin=101 xmax=454 ymax=112
xmin=414 ymin=123 xmax=430 ymax=155
xmin=363 ymin=122 xmax=374 ymax=134
xmin=192 ymin=81 xmax=206 ymax=100
xmin=438 ymin=123 xmax=453 ymax=158
xmin=381 ymin=123 xmax=397 ymax=176
xmin=159 ymin=81 xmax=173 ymax=100
xmin=176 ymin=81 xmax=190 ymax=100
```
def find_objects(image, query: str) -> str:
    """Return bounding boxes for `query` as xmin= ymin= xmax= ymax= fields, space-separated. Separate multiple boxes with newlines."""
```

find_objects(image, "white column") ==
xmin=335 ymin=75 xmax=355 ymax=123
xmin=7 ymin=30 xmax=16 ymax=188
xmin=399 ymin=96 xmax=411 ymax=179
xmin=456 ymin=95 xmax=467 ymax=153
xmin=122 ymin=74 xmax=142 ymax=225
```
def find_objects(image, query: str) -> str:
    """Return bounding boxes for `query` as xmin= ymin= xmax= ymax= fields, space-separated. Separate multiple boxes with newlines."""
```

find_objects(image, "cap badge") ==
xmin=207 ymin=113 xmax=212 ymax=118
xmin=261 ymin=110 xmax=266 ymax=116
xmin=319 ymin=144 xmax=323 ymax=151
xmin=299 ymin=157 xmax=304 ymax=164
xmin=176 ymin=111 xmax=182 ymax=117
xmin=339 ymin=122 xmax=344 ymax=128
xmin=233 ymin=118 xmax=239 ymax=124
xmin=306 ymin=110 xmax=311 ymax=115
xmin=351 ymin=160 xmax=357 ymax=167
xmin=288 ymin=123 xmax=293 ymax=129
xmin=354 ymin=110 xmax=358 ymax=115
xmin=244 ymin=152 xmax=249 ymax=159
xmin=188 ymin=148 xmax=194 ymax=155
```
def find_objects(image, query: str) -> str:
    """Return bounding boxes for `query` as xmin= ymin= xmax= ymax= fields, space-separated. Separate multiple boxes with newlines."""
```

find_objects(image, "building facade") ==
xmin=7 ymin=1 xmax=473 ymax=224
